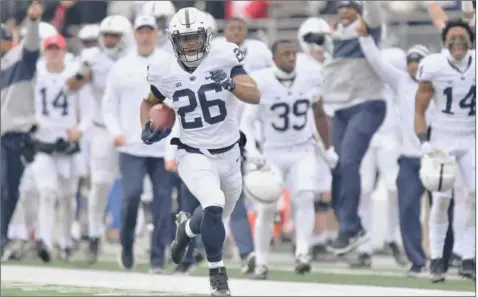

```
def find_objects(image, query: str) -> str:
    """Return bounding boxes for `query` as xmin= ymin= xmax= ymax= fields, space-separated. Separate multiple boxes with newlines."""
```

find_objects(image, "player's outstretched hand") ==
xmin=141 ymin=120 xmax=172 ymax=145
xmin=209 ymin=69 xmax=236 ymax=91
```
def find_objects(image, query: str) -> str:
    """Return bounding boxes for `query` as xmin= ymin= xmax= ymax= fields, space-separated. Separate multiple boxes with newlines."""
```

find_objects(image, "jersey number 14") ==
xmin=442 ymin=85 xmax=475 ymax=116
xmin=40 ymin=88 xmax=69 ymax=116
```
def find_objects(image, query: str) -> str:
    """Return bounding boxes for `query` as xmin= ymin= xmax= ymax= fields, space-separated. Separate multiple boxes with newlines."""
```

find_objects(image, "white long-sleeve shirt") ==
xmin=102 ymin=48 xmax=170 ymax=158
xmin=359 ymin=36 xmax=434 ymax=158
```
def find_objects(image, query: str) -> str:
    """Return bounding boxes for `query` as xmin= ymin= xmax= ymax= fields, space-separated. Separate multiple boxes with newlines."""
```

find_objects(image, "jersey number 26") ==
xmin=173 ymin=83 xmax=227 ymax=129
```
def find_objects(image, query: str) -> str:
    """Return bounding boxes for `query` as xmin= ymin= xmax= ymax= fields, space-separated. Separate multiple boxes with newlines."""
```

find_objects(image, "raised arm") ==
xmin=362 ymin=1 xmax=383 ymax=29
xmin=22 ymin=1 xmax=43 ymax=76
xmin=426 ymin=1 xmax=448 ymax=31
xmin=357 ymin=22 xmax=405 ymax=93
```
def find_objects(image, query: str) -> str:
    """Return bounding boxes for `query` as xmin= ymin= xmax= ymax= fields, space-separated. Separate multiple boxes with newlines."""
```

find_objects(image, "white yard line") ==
xmin=1 ymin=265 xmax=473 ymax=296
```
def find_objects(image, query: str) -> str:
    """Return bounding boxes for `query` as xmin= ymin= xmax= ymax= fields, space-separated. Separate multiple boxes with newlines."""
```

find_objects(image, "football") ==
xmin=149 ymin=104 xmax=176 ymax=130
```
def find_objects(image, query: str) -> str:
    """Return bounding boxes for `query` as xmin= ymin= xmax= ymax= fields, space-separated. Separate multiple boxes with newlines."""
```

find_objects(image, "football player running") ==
xmin=415 ymin=20 xmax=475 ymax=281
xmin=142 ymin=7 xmax=260 ymax=297
xmin=65 ymin=15 xmax=134 ymax=264
xmin=241 ymin=40 xmax=337 ymax=279
xmin=32 ymin=34 xmax=93 ymax=262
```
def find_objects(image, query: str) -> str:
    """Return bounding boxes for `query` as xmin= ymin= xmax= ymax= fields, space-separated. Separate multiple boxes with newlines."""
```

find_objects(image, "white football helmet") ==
xmin=243 ymin=163 xmax=284 ymax=205
xmin=298 ymin=17 xmax=333 ymax=57
xmin=169 ymin=7 xmax=212 ymax=68
xmin=98 ymin=15 xmax=134 ymax=59
xmin=205 ymin=12 xmax=218 ymax=35
xmin=141 ymin=1 xmax=176 ymax=31
xmin=78 ymin=24 xmax=100 ymax=42
xmin=420 ymin=150 xmax=458 ymax=192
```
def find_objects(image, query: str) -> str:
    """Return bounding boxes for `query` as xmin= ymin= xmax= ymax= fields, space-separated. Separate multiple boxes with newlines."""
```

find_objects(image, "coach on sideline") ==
xmin=0 ymin=1 xmax=43 ymax=256
xmin=322 ymin=0 xmax=386 ymax=254
xmin=102 ymin=14 xmax=177 ymax=272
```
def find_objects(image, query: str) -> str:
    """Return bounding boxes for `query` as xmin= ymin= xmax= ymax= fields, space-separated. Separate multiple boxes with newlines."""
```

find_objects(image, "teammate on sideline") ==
xmin=415 ymin=20 xmax=476 ymax=282
xmin=241 ymin=40 xmax=337 ymax=279
xmin=66 ymin=15 xmax=134 ymax=264
xmin=102 ymin=14 xmax=177 ymax=273
xmin=32 ymin=34 xmax=93 ymax=262
xmin=142 ymin=7 xmax=260 ymax=296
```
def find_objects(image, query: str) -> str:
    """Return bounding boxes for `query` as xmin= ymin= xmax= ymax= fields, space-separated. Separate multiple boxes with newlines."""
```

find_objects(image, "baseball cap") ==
xmin=43 ymin=34 xmax=67 ymax=49
xmin=134 ymin=14 xmax=158 ymax=30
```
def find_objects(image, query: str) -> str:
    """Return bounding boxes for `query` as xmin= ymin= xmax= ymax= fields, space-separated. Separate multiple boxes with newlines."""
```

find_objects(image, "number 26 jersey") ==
xmin=417 ymin=53 xmax=476 ymax=134
xmin=147 ymin=41 xmax=245 ymax=150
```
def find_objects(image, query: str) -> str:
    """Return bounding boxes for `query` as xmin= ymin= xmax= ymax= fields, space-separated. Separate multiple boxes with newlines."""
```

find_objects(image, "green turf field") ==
xmin=2 ymin=258 xmax=474 ymax=293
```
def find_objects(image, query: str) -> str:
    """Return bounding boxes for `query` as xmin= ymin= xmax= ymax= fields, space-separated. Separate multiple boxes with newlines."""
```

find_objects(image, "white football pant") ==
xmin=358 ymin=133 xmax=400 ymax=255
xmin=428 ymin=130 xmax=475 ymax=260
xmin=32 ymin=153 xmax=80 ymax=250
xmin=255 ymin=142 xmax=317 ymax=267
xmin=88 ymin=126 xmax=119 ymax=239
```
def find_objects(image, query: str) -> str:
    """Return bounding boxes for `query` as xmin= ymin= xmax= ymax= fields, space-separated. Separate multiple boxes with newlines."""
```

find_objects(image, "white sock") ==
xmin=358 ymin=196 xmax=373 ymax=255
xmin=254 ymin=204 xmax=275 ymax=267
xmin=208 ymin=260 xmax=225 ymax=269
xmin=461 ymin=226 xmax=475 ymax=260
xmin=327 ymin=230 xmax=338 ymax=241
xmin=293 ymin=192 xmax=315 ymax=257
xmin=384 ymin=190 xmax=399 ymax=243
xmin=38 ymin=190 xmax=57 ymax=250
xmin=311 ymin=233 xmax=327 ymax=246
xmin=452 ymin=202 xmax=466 ymax=257
xmin=429 ymin=222 xmax=448 ymax=259
xmin=185 ymin=219 xmax=197 ymax=238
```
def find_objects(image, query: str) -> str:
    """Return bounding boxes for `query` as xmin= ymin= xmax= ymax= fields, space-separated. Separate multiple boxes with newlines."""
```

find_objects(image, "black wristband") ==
xmin=75 ymin=73 xmax=85 ymax=80
xmin=417 ymin=133 xmax=428 ymax=144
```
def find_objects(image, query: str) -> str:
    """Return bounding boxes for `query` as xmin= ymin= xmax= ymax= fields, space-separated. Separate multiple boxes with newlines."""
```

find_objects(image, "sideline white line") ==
xmin=1 ymin=265 xmax=474 ymax=296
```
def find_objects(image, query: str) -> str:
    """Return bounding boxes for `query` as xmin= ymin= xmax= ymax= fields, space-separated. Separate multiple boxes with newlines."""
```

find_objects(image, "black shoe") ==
xmin=118 ymin=248 xmax=134 ymax=270
xmin=430 ymin=258 xmax=446 ymax=283
xmin=175 ymin=262 xmax=196 ymax=275
xmin=170 ymin=212 xmax=193 ymax=265
xmin=349 ymin=253 xmax=372 ymax=268
xmin=386 ymin=241 xmax=408 ymax=267
xmin=248 ymin=265 xmax=268 ymax=280
xmin=328 ymin=230 xmax=369 ymax=256
xmin=87 ymin=237 xmax=100 ymax=265
xmin=240 ymin=252 xmax=256 ymax=274
xmin=459 ymin=259 xmax=475 ymax=280
xmin=295 ymin=254 xmax=311 ymax=275
xmin=311 ymin=244 xmax=327 ymax=261
xmin=36 ymin=240 xmax=51 ymax=263
xmin=449 ymin=253 xmax=462 ymax=268
xmin=209 ymin=267 xmax=230 ymax=296
xmin=58 ymin=247 xmax=72 ymax=262
xmin=407 ymin=264 xmax=427 ymax=277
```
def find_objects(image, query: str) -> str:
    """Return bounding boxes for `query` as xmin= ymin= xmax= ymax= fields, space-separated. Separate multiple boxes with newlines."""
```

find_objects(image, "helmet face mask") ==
xmin=98 ymin=15 xmax=133 ymax=59
xmin=168 ymin=8 xmax=212 ymax=68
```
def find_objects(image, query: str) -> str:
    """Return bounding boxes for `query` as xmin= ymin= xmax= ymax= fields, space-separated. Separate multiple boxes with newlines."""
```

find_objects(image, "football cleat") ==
xmin=459 ymin=259 xmax=475 ymax=281
xmin=86 ymin=237 xmax=100 ymax=265
xmin=430 ymin=258 xmax=445 ymax=283
xmin=170 ymin=212 xmax=193 ymax=264
xmin=209 ymin=267 xmax=231 ymax=296
xmin=295 ymin=254 xmax=311 ymax=275
xmin=248 ymin=265 xmax=268 ymax=280
xmin=241 ymin=252 xmax=256 ymax=274
xmin=36 ymin=240 xmax=51 ymax=263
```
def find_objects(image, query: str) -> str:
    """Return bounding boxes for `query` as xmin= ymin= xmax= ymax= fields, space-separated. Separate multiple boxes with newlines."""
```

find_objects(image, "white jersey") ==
xmin=147 ymin=41 xmax=243 ymax=149
xmin=34 ymin=63 xmax=92 ymax=143
xmin=417 ymin=53 xmax=476 ymax=134
xmin=212 ymin=37 xmax=272 ymax=72
xmin=246 ymin=67 xmax=322 ymax=150
xmin=81 ymin=47 xmax=126 ymax=125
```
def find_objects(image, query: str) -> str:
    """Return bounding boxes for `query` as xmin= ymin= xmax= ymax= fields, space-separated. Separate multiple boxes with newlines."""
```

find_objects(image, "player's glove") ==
xmin=209 ymin=69 xmax=236 ymax=91
xmin=324 ymin=146 xmax=339 ymax=169
xmin=141 ymin=120 xmax=172 ymax=145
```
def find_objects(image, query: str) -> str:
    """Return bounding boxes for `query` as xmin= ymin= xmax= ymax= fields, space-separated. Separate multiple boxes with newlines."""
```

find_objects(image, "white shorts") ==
xmin=430 ymin=129 xmax=475 ymax=193
xmin=90 ymin=125 xmax=119 ymax=184
xmin=264 ymin=141 xmax=318 ymax=196
xmin=177 ymin=145 xmax=243 ymax=219
xmin=31 ymin=152 xmax=79 ymax=197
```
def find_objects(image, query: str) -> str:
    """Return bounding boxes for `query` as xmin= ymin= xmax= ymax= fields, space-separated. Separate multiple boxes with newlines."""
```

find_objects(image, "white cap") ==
xmin=134 ymin=14 xmax=158 ymax=30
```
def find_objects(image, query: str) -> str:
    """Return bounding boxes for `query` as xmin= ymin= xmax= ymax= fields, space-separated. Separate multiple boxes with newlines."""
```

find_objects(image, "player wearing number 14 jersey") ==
xmin=142 ymin=7 xmax=260 ymax=296
xmin=241 ymin=40 xmax=338 ymax=279
xmin=32 ymin=34 xmax=93 ymax=262
xmin=415 ymin=20 xmax=476 ymax=281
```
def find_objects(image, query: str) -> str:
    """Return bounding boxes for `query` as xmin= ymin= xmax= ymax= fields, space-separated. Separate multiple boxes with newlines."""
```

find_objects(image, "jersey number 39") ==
xmin=270 ymin=99 xmax=310 ymax=131
xmin=173 ymin=83 xmax=227 ymax=129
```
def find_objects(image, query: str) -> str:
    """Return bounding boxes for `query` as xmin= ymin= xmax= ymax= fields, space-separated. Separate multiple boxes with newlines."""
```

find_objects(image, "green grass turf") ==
xmin=2 ymin=259 xmax=474 ymax=292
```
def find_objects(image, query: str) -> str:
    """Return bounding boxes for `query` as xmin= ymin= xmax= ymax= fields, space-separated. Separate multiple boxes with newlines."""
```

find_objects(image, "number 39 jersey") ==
xmin=147 ymin=40 xmax=244 ymax=149
xmin=250 ymin=67 xmax=322 ymax=149
xmin=34 ymin=62 xmax=83 ymax=143
xmin=417 ymin=53 xmax=476 ymax=134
